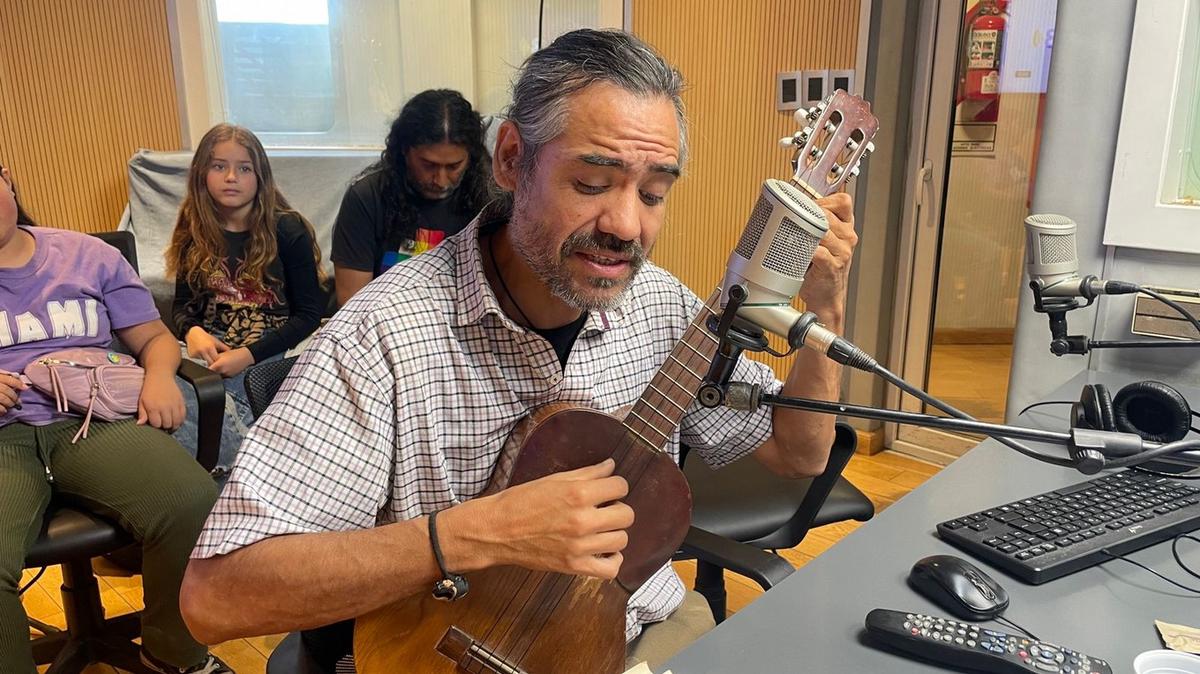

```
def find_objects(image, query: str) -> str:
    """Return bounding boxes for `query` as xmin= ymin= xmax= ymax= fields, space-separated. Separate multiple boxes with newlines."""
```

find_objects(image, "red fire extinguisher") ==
xmin=964 ymin=0 xmax=1006 ymax=101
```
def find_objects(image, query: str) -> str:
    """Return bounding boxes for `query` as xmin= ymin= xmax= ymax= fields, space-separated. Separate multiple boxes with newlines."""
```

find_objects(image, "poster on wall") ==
xmin=951 ymin=123 xmax=997 ymax=154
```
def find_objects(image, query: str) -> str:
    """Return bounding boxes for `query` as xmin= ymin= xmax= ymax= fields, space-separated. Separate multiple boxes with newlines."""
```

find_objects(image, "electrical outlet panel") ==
xmin=1131 ymin=285 xmax=1200 ymax=340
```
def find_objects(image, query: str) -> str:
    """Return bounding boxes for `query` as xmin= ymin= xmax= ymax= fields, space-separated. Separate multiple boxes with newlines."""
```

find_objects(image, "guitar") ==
xmin=352 ymin=90 xmax=878 ymax=674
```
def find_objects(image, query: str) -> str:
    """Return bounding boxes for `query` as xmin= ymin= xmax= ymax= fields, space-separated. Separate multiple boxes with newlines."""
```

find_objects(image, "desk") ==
xmin=663 ymin=371 xmax=1200 ymax=673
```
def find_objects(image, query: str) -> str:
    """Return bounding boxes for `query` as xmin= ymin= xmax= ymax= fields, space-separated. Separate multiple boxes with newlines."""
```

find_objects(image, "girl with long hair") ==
xmin=167 ymin=124 xmax=324 ymax=474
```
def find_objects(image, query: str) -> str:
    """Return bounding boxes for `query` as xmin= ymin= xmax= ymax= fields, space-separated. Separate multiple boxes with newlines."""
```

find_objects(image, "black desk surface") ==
xmin=663 ymin=370 xmax=1200 ymax=673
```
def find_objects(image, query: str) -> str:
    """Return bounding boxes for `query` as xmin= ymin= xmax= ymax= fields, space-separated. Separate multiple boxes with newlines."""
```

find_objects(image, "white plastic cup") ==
xmin=1134 ymin=650 xmax=1200 ymax=674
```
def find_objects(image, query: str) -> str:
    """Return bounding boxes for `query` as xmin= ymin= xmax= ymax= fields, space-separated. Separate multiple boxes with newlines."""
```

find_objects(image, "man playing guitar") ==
xmin=180 ymin=28 xmax=858 ymax=672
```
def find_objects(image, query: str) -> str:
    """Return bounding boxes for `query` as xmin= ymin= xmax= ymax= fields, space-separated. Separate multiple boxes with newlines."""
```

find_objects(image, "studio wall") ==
xmin=0 ymin=0 xmax=182 ymax=233
xmin=633 ymin=0 xmax=862 ymax=377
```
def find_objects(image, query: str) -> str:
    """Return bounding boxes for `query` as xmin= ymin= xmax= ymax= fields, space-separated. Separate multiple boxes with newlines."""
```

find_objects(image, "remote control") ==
xmin=864 ymin=609 xmax=1111 ymax=674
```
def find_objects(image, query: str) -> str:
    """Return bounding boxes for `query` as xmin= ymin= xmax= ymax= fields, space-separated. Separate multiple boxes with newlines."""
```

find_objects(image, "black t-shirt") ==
xmin=532 ymin=312 xmax=588 ymax=370
xmin=331 ymin=168 xmax=473 ymax=277
xmin=172 ymin=213 xmax=323 ymax=363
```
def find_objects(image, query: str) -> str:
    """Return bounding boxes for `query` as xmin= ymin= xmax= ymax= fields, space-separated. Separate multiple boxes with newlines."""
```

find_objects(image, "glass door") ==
xmin=887 ymin=0 xmax=1058 ymax=464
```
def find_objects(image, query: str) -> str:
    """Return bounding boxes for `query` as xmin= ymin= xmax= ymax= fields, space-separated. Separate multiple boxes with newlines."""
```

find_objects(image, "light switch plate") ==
xmin=801 ymin=70 xmax=829 ymax=108
xmin=829 ymin=69 xmax=855 ymax=94
xmin=777 ymin=70 xmax=804 ymax=111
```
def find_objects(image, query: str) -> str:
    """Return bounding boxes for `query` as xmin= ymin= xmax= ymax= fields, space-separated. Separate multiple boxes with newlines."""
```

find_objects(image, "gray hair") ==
xmin=504 ymin=29 xmax=688 ymax=176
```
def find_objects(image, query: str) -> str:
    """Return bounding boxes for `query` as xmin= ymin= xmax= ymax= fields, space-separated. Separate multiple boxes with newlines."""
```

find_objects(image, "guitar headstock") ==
xmin=780 ymin=89 xmax=879 ymax=199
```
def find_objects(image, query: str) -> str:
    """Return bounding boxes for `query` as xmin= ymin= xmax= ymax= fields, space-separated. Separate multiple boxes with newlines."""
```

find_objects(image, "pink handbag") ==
xmin=22 ymin=348 xmax=144 ymax=442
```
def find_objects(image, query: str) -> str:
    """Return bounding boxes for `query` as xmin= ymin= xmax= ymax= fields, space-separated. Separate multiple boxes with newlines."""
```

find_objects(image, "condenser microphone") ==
xmin=1024 ymin=214 xmax=1137 ymax=298
xmin=722 ymin=179 xmax=828 ymax=342
xmin=720 ymin=179 xmax=877 ymax=371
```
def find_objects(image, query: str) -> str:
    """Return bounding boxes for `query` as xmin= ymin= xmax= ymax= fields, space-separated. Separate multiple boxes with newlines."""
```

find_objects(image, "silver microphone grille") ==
xmin=1039 ymin=232 xmax=1077 ymax=265
xmin=762 ymin=179 xmax=828 ymax=280
xmin=764 ymin=215 xmax=822 ymax=279
xmin=733 ymin=193 xmax=773 ymax=261
xmin=1024 ymin=213 xmax=1077 ymax=266
xmin=1024 ymin=213 xmax=1079 ymax=283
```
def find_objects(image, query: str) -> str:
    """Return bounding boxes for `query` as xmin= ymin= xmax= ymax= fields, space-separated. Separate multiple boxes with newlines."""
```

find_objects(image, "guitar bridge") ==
xmin=437 ymin=626 xmax=530 ymax=674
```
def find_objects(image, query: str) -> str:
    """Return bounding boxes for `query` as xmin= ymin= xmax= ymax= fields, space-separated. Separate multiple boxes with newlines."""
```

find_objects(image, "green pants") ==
xmin=0 ymin=419 xmax=218 ymax=674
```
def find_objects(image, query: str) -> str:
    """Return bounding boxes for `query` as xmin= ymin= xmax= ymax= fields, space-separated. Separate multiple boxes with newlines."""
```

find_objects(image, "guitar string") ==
xmin=503 ymin=572 xmax=578 ymax=667
xmin=470 ymin=569 xmax=553 ymax=673
xmin=473 ymin=299 xmax=721 ymax=669
xmin=472 ymin=568 xmax=556 ymax=666
xmin=480 ymin=569 xmax=567 ymax=673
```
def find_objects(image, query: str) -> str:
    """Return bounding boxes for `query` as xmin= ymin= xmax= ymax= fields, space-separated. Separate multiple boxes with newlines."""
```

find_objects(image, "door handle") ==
xmin=914 ymin=159 xmax=933 ymax=209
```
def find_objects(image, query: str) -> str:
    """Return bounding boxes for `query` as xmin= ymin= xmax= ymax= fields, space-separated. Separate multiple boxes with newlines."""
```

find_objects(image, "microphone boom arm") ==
xmin=718 ymin=382 xmax=1154 ymax=474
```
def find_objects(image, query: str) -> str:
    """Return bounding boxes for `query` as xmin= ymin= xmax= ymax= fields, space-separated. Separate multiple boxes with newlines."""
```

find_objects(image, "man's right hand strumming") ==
xmin=441 ymin=458 xmax=635 ymax=580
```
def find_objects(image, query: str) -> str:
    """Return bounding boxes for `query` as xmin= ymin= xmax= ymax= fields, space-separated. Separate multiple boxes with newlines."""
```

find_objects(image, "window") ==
xmin=214 ymin=0 xmax=336 ymax=134
xmin=1106 ymin=0 xmax=1200 ymax=253
xmin=1164 ymin=6 xmax=1200 ymax=205
xmin=181 ymin=0 xmax=624 ymax=149
xmin=203 ymin=0 xmax=407 ymax=148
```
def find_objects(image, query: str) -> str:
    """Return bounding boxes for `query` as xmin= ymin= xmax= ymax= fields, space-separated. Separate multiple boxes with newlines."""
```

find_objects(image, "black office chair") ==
xmin=679 ymin=422 xmax=875 ymax=622
xmin=23 ymin=230 xmax=225 ymax=674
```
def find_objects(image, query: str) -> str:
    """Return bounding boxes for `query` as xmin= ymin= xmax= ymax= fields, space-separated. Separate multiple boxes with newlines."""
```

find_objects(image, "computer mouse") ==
xmin=907 ymin=554 xmax=1009 ymax=621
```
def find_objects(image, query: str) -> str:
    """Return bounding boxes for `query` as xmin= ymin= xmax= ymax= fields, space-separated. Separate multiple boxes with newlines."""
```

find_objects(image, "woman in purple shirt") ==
xmin=0 ymin=163 xmax=231 ymax=674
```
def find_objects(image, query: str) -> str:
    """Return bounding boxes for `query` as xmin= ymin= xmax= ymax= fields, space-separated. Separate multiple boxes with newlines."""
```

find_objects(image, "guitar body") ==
xmin=354 ymin=406 xmax=693 ymax=674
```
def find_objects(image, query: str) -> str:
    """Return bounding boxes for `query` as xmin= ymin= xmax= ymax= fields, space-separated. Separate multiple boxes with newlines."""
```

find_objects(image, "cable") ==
xmin=1099 ymin=546 xmax=1200 ymax=595
xmin=1174 ymin=533 xmax=1200 ymax=581
xmin=1136 ymin=286 xmax=1200 ymax=337
xmin=1017 ymin=400 xmax=1074 ymax=417
xmin=871 ymin=363 xmax=1077 ymax=468
xmin=18 ymin=566 xmax=45 ymax=596
xmin=994 ymin=615 xmax=1039 ymax=641
xmin=1106 ymin=437 xmax=1200 ymax=468
xmin=537 ymin=0 xmax=545 ymax=50
xmin=1130 ymin=465 xmax=1200 ymax=480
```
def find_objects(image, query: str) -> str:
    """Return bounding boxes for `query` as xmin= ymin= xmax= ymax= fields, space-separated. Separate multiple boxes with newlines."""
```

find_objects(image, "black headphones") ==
xmin=1072 ymin=381 xmax=1199 ymax=444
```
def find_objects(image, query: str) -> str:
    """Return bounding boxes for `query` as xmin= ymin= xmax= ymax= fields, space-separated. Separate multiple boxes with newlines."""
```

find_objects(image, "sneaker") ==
xmin=140 ymin=650 xmax=234 ymax=674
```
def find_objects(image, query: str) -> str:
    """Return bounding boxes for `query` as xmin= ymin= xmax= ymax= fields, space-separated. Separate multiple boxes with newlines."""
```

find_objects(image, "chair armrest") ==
xmin=177 ymin=359 xmax=223 ymax=473
xmin=679 ymin=526 xmax=795 ymax=590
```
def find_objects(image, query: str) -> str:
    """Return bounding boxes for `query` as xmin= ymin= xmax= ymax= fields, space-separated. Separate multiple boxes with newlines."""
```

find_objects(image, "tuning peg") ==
xmin=829 ymin=165 xmax=845 ymax=178
xmin=779 ymin=136 xmax=796 ymax=149
xmin=823 ymin=120 xmax=836 ymax=133
xmin=795 ymin=106 xmax=820 ymax=122
xmin=809 ymin=147 xmax=823 ymax=159
xmin=865 ymin=141 xmax=876 ymax=153
xmin=846 ymin=139 xmax=859 ymax=151
xmin=850 ymin=165 xmax=861 ymax=178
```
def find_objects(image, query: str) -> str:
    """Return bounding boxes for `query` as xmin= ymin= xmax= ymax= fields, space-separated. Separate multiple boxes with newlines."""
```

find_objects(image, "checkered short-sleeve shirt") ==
xmin=192 ymin=206 xmax=783 ymax=641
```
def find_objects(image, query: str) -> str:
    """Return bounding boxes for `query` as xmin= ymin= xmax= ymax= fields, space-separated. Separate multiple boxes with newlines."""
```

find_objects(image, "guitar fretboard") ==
xmin=622 ymin=289 xmax=722 ymax=452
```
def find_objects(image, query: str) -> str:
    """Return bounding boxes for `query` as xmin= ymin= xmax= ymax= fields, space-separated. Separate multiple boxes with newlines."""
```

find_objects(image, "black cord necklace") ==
xmin=487 ymin=235 xmax=535 ymax=328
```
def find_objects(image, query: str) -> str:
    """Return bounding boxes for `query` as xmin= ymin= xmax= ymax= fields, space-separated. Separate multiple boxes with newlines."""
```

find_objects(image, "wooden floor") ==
xmin=23 ymin=450 xmax=941 ymax=674
xmin=926 ymin=343 xmax=1014 ymax=424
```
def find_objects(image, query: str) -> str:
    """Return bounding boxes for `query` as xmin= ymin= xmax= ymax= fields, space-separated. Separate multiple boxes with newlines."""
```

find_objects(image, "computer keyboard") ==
xmin=937 ymin=470 xmax=1200 ymax=584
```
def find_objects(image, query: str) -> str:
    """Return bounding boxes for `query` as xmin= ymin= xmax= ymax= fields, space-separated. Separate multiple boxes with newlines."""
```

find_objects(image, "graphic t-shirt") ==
xmin=172 ymin=214 xmax=323 ymax=364
xmin=331 ymin=168 xmax=475 ymax=277
xmin=0 ymin=227 xmax=160 ymax=427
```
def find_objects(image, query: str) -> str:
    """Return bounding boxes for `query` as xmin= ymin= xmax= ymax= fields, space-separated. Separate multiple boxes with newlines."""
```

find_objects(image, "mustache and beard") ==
xmin=409 ymin=173 xmax=464 ymax=201
xmin=509 ymin=194 xmax=649 ymax=312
